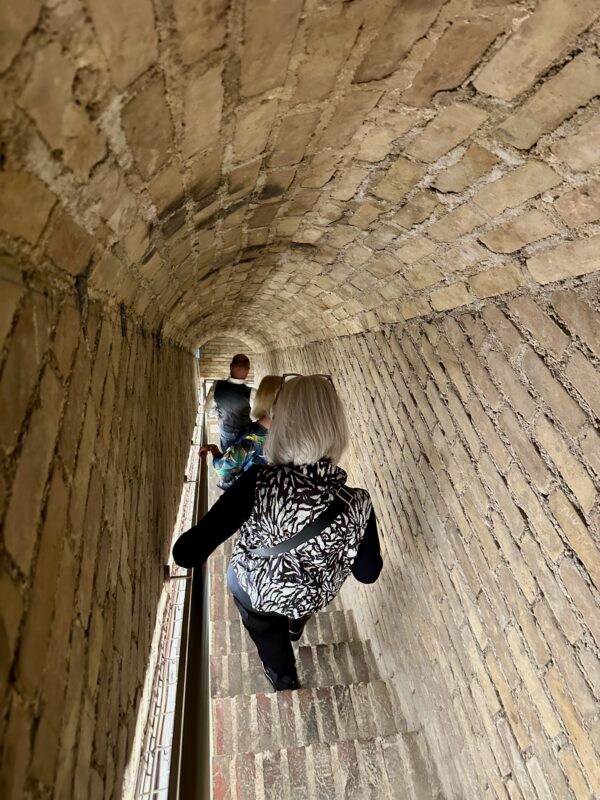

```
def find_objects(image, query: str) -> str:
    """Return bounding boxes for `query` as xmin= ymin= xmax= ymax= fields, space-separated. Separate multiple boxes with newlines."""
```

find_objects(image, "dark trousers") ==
xmin=232 ymin=597 xmax=296 ymax=677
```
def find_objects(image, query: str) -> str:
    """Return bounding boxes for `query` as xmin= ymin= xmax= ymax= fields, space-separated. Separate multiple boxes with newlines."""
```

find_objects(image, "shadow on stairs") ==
xmin=209 ymin=543 xmax=445 ymax=799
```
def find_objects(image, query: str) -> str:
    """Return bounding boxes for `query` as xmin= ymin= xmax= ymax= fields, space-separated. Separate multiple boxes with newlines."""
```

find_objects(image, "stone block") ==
xmin=403 ymin=14 xmax=509 ymax=106
xmin=233 ymin=100 xmax=278 ymax=163
xmin=300 ymin=152 xmax=339 ymax=188
xmin=239 ymin=0 xmax=302 ymax=97
xmin=526 ymin=235 xmax=600 ymax=284
xmin=393 ymin=190 xmax=439 ymax=229
xmin=479 ymin=209 xmax=558 ymax=253
xmin=406 ymin=260 xmax=443 ymax=289
xmin=0 ymin=0 xmax=42 ymax=72
xmin=16 ymin=468 xmax=68 ymax=696
xmin=552 ymin=115 xmax=600 ymax=172
xmin=400 ymin=297 xmax=431 ymax=319
xmin=330 ymin=166 xmax=369 ymax=202
xmin=4 ymin=367 xmax=63 ymax=574
xmin=551 ymin=290 xmax=600 ymax=359
xmin=0 ymin=279 xmax=24 ymax=352
xmin=522 ymin=346 xmax=586 ymax=436
xmin=551 ymin=490 xmax=600 ymax=590
xmin=428 ymin=203 xmax=486 ymax=242
xmin=473 ymin=0 xmax=600 ymax=100
xmin=555 ymin=178 xmax=600 ymax=227
xmin=473 ymin=161 xmax=562 ymax=217
xmin=347 ymin=202 xmax=385 ymax=229
xmin=486 ymin=350 xmax=536 ymax=420
xmin=188 ymin=146 xmax=223 ymax=204
xmin=53 ymin=303 xmax=81 ymax=378
xmin=148 ymin=162 xmax=184 ymax=217
xmin=535 ymin=417 xmax=595 ymax=513
xmin=172 ymin=0 xmax=229 ymax=64
xmin=20 ymin=43 xmax=106 ymax=178
xmin=122 ymin=77 xmax=172 ymax=179
xmin=0 ymin=171 xmax=55 ymax=244
xmin=0 ymin=293 xmax=51 ymax=454
xmin=405 ymin=103 xmax=488 ymax=163
xmin=88 ymin=167 xmax=138 ymax=236
xmin=433 ymin=144 xmax=499 ymax=193
xmin=395 ymin=235 xmax=436 ymax=266
xmin=45 ymin=208 xmax=96 ymax=276
xmin=182 ymin=65 xmax=224 ymax=159
xmin=258 ymin=168 xmax=296 ymax=203
xmin=565 ymin=350 xmax=600 ymax=419
xmin=354 ymin=110 xmax=415 ymax=162
xmin=430 ymin=282 xmax=473 ymax=311
xmin=320 ymin=89 xmax=382 ymax=149
xmin=469 ymin=264 xmax=524 ymax=298
xmin=371 ymin=156 xmax=426 ymax=202
xmin=497 ymin=54 xmax=600 ymax=150
xmin=86 ymin=0 xmax=158 ymax=89
xmin=508 ymin=296 xmax=569 ymax=359
xmin=89 ymin=255 xmax=124 ymax=295
xmin=354 ymin=0 xmax=445 ymax=83
xmin=269 ymin=110 xmax=319 ymax=167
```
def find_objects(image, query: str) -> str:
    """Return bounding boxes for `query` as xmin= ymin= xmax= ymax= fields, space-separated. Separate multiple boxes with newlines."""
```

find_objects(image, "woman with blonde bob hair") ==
xmin=174 ymin=374 xmax=382 ymax=691
xmin=201 ymin=374 xmax=282 ymax=489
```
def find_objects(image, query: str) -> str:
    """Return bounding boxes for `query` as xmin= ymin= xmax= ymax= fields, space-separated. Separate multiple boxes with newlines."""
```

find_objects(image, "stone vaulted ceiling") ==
xmin=0 ymin=0 xmax=599 ymax=350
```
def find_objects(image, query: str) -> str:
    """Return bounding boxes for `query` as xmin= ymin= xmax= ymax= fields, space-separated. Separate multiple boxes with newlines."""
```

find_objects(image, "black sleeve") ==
xmin=351 ymin=509 xmax=383 ymax=584
xmin=172 ymin=466 xmax=259 ymax=568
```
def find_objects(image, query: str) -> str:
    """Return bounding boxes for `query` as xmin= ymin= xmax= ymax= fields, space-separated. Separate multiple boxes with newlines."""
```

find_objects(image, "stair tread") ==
xmin=211 ymin=609 xmax=359 ymax=655
xmin=212 ymin=733 xmax=443 ymax=800
xmin=211 ymin=639 xmax=377 ymax=698
xmin=212 ymin=679 xmax=406 ymax=755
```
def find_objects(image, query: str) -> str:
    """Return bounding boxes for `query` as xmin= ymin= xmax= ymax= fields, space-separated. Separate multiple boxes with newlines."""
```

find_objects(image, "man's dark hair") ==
xmin=231 ymin=353 xmax=250 ymax=368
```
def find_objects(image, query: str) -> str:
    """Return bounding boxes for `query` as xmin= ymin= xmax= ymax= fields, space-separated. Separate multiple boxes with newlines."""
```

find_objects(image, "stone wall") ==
xmin=255 ymin=276 xmax=600 ymax=799
xmin=0 ymin=266 xmax=197 ymax=799
xmin=199 ymin=336 xmax=255 ymax=383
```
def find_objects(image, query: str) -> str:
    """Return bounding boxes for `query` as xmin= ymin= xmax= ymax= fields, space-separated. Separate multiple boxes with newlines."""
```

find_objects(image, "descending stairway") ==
xmin=208 ymin=542 xmax=445 ymax=799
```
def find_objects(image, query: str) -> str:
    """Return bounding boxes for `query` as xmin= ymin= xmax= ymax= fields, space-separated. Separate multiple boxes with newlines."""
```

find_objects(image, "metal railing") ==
xmin=168 ymin=385 xmax=211 ymax=800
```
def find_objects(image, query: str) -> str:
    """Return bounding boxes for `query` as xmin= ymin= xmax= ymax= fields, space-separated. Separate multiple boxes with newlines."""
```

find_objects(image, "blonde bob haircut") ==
xmin=251 ymin=375 xmax=283 ymax=420
xmin=264 ymin=375 xmax=349 ymax=466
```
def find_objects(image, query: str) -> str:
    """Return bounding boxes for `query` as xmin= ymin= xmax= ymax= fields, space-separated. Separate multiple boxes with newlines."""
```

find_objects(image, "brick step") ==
xmin=212 ymin=679 xmax=403 ymax=756
xmin=212 ymin=732 xmax=444 ymax=800
xmin=211 ymin=640 xmax=377 ymax=699
xmin=211 ymin=609 xmax=358 ymax=656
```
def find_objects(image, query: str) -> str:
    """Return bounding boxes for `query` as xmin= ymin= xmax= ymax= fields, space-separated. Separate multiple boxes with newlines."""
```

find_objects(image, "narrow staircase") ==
xmin=208 ymin=542 xmax=445 ymax=799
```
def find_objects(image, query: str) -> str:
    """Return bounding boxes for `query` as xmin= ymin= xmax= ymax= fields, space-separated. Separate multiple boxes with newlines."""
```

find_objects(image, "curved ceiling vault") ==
xmin=1 ymin=0 xmax=599 ymax=351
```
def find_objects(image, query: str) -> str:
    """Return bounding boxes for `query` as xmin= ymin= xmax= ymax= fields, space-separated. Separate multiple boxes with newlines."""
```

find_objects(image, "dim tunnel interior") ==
xmin=1 ymin=0 xmax=600 ymax=798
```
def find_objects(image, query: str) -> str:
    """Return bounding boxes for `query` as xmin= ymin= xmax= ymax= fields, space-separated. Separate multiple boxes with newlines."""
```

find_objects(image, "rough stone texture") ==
xmin=473 ymin=0 xmax=600 ymax=100
xmin=1 ymin=2 xmax=600 ymax=798
xmin=0 ymin=271 xmax=196 ymax=800
xmin=405 ymin=103 xmax=488 ymax=163
xmin=527 ymin=236 xmax=600 ymax=284
xmin=0 ymin=0 xmax=42 ymax=72
xmin=257 ymin=278 xmax=600 ymax=800
xmin=433 ymin=144 xmax=499 ymax=194
xmin=86 ymin=0 xmax=158 ymax=90
xmin=121 ymin=77 xmax=173 ymax=180
xmin=479 ymin=210 xmax=558 ymax=254
xmin=497 ymin=54 xmax=600 ymax=150
xmin=0 ymin=172 xmax=55 ymax=244
xmin=20 ymin=43 xmax=106 ymax=179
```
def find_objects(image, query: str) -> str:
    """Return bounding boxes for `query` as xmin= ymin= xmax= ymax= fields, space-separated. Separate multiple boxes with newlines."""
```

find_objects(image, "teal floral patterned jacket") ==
xmin=213 ymin=421 xmax=268 ymax=488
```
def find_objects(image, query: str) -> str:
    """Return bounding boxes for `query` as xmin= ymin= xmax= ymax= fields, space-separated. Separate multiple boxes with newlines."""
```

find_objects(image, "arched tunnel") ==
xmin=1 ymin=0 xmax=600 ymax=797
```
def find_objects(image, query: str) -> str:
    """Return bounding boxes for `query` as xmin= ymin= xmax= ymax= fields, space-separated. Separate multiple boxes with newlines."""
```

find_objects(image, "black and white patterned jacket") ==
xmin=230 ymin=459 xmax=372 ymax=618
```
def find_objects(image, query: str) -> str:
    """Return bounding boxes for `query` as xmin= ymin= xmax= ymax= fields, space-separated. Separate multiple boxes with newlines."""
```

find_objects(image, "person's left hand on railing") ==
xmin=200 ymin=443 xmax=221 ymax=459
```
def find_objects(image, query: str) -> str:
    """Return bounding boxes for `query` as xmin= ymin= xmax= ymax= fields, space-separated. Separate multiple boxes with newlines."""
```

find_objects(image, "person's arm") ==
xmin=172 ymin=466 xmax=259 ymax=567
xmin=351 ymin=509 xmax=382 ymax=583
